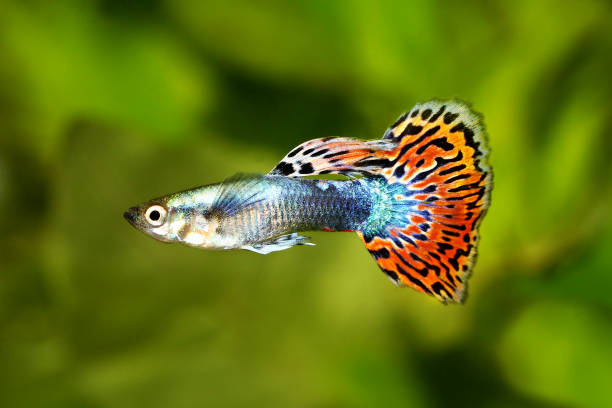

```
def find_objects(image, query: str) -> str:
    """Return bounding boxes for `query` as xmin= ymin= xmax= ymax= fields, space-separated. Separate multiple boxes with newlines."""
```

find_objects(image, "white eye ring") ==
xmin=145 ymin=205 xmax=167 ymax=227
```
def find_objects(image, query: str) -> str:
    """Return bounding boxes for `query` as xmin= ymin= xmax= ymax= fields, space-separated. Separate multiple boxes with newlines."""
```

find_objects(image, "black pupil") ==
xmin=149 ymin=210 xmax=161 ymax=221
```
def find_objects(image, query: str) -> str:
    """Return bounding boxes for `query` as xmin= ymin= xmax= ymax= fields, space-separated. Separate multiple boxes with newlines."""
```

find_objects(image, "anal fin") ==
xmin=242 ymin=233 xmax=314 ymax=254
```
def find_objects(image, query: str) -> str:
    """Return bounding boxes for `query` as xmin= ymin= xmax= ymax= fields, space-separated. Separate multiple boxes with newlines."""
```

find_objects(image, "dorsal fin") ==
xmin=269 ymin=137 xmax=395 ymax=177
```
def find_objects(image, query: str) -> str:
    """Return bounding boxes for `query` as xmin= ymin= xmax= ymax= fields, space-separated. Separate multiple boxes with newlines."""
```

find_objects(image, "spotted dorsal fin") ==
xmin=269 ymin=137 xmax=395 ymax=177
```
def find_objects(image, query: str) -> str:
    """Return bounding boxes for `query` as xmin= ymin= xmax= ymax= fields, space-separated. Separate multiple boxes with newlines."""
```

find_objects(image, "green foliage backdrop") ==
xmin=1 ymin=1 xmax=611 ymax=407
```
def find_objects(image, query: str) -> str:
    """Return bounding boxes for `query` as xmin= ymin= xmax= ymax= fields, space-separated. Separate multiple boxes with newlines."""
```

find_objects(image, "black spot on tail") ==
xmin=381 ymin=268 xmax=399 ymax=282
xmin=431 ymin=282 xmax=447 ymax=297
xmin=423 ymin=125 xmax=441 ymax=137
xmin=400 ymin=268 xmax=433 ymax=295
xmin=463 ymin=128 xmax=483 ymax=160
xmin=440 ymin=222 xmax=466 ymax=231
xmin=416 ymin=137 xmax=454 ymax=154
xmin=390 ymin=112 xmax=408 ymax=129
xmin=393 ymin=164 xmax=406 ymax=178
xmin=437 ymin=242 xmax=453 ymax=253
xmin=369 ymin=248 xmax=390 ymax=259
xmin=429 ymin=105 xmax=446 ymax=122
xmin=444 ymin=174 xmax=470 ymax=184
xmin=410 ymin=151 xmax=464 ymax=183
xmin=444 ymin=112 xmax=459 ymax=124
xmin=401 ymin=124 xmax=423 ymax=136
xmin=439 ymin=164 xmax=466 ymax=176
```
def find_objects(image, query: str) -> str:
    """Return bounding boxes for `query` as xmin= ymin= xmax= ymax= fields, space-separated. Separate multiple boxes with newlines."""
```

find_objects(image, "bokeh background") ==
xmin=1 ymin=1 xmax=611 ymax=407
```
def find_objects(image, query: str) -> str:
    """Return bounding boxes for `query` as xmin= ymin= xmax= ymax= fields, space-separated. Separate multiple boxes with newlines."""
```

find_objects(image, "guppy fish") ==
xmin=124 ymin=100 xmax=492 ymax=303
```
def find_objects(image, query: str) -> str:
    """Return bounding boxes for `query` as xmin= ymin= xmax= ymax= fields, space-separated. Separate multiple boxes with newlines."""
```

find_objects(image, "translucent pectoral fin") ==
xmin=242 ymin=233 xmax=315 ymax=254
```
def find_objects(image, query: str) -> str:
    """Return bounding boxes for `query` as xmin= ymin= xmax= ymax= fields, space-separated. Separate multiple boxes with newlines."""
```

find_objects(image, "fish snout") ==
xmin=123 ymin=207 xmax=139 ymax=224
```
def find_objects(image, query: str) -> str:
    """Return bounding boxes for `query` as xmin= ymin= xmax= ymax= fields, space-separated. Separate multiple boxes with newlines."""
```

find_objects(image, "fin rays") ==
xmin=242 ymin=232 xmax=314 ymax=254
xmin=269 ymin=137 xmax=395 ymax=177
xmin=362 ymin=100 xmax=491 ymax=303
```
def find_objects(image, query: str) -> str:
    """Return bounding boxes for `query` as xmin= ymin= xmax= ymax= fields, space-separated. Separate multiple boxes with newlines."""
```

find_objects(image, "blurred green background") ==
xmin=1 ymin=1 xmax=611 ymax=407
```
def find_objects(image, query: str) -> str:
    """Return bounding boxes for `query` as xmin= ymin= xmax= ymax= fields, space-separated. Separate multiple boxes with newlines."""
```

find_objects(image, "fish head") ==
xmin=123 ymin=186 xmax=229 ymax=248
xmin=123 ymin=199 xmax=185 ymax=243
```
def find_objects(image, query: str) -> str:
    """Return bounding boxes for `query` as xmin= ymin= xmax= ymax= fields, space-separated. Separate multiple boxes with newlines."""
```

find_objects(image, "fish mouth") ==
xmin=123 ymin=207 xmax=139 ymax=225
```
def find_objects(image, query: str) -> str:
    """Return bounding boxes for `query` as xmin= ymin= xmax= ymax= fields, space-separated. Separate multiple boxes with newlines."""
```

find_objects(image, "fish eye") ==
xmin=145 ymin=205 xmax=167 ymax=226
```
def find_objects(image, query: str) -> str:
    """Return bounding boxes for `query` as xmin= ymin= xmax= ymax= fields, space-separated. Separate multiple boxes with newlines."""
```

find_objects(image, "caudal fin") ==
xmin=269 ymin=100 xmax=492 ymax=303
xmin=361 ymin=100 xmax=492 ymax=303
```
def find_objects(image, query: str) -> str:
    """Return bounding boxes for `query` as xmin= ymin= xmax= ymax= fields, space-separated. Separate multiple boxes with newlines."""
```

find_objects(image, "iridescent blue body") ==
xmin=124 ymin=174 xmax=401 ymax=253
xmin=219 ymin=176 xmax=372 ymax=239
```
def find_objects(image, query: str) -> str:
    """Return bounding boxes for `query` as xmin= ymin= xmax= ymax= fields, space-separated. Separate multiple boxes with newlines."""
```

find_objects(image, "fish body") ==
xmin=125 ymin=100 xmax=492 ymax=303
xmin=125 ymin=175 xmax=374 ymax=251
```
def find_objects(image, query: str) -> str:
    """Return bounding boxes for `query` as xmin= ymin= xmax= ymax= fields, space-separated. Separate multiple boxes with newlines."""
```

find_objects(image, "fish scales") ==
xmin=230 ymin=176 xmax=371 ymax=244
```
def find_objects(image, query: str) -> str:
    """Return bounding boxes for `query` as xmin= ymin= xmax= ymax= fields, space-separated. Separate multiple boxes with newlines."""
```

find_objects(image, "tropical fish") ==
xmin=124 ymin=100 xmax=492 ymax=303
